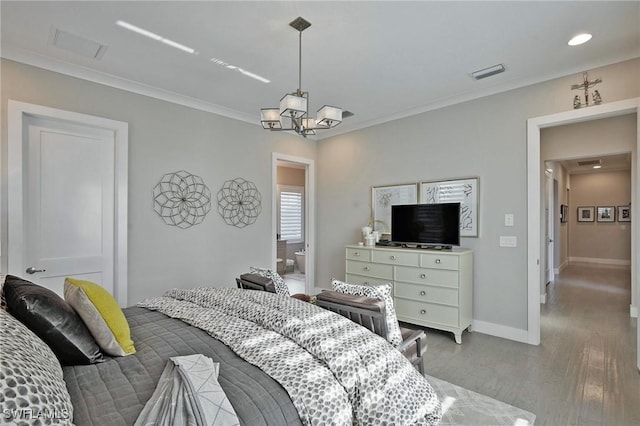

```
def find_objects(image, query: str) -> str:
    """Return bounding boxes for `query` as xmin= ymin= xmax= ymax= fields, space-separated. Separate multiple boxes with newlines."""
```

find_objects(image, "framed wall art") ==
xmin=617 ymin=205 xmax=631 ymax=222
xmin=419 ymin=177 xmax=479 ymax=237
xmin=577 ymin=206 xmax=594 ymax=222
xmin=371 ymin=183 xmax=418 ymax=233
xmin=596 ymin=206 xmax=615 ymax=222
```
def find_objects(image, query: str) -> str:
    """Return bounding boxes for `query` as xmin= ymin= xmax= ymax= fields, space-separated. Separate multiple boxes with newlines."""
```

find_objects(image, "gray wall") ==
xmin=2 ymin=56 xmax=638 ymax=337
xmin=316 ymin=58 xmax=639 ymax=333
xmin=1 ymin=59 xmax=316 ymax=304
xmin=569 ymin=171 xmax=632 ymax=263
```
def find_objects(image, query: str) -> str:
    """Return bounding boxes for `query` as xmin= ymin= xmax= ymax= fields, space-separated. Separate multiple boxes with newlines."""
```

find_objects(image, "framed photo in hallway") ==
xmin=577 ymin=206 xmax=594 ymax=222
xmin=560 ymin=204 xmax=568 ymax=223
xmin=596 ymin=206 xmax=615 ymax=222
xmin=617 ymin=205 xmax=631 ymax=222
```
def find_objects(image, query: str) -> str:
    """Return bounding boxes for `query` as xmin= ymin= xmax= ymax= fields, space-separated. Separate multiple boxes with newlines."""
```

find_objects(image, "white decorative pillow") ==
xmin=0 ymin=309 xmax=73 ymax=424
xmin=331 ymin=279 xmax=403 ymax=347
xmin=249 ymin=267 xmax=290 ymax=296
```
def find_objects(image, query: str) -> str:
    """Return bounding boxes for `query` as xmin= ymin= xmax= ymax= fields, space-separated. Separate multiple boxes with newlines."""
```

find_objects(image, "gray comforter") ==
xmin=63 ymin=307 xmax=301 ymax=426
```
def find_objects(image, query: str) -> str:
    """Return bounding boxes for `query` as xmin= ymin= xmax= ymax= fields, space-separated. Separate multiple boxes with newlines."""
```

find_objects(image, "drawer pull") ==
xmin=420 ymin=273 xmax=426 ymax=279
xmin=354 ymin=252 xmax=360 ymax=256
xmin=420 ymin=309 xmax=426 ymax=315
xmin=390 ymin=255 xmax=397 ymax=260
xmin=420 ymin=291 xmax=426 ymax=296
xmin=363 ymin=266 xmax=370 ymax=271
xmin=435 ymin=259 xmax=441 ymax=264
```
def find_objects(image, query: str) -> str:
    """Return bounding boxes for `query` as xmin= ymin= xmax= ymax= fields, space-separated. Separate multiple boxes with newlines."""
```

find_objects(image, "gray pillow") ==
xmin=0 ymin=309 xmax=74 ymax=424
xmin=249 ymin=267 xmax=290 ymax=296
xmin=4 ymin=275 xmax=104 ymax=365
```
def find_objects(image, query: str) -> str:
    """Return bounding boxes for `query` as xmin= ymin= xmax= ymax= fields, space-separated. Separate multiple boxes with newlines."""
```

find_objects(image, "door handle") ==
xmin=25 ymin=267 xmax=46 ymax=274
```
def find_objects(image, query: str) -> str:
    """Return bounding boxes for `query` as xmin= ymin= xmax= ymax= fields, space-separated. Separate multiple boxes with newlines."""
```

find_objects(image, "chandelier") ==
xmin=260 ymin=17 xmax=342 ymax=137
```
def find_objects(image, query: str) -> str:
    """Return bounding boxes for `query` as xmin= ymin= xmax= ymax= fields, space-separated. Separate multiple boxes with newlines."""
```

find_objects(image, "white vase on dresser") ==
xmin=345 ymin=245 xmax=473 ymax=344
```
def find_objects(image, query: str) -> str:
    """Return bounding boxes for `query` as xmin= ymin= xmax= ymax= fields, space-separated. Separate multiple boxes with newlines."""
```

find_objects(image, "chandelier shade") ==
xmin=260 ymin=17 xmax=342 ymax=138
xmin=280 ymin=94 xmax=307 ymax=118
xmin=260 ymin=108 xmax=282 ymax=129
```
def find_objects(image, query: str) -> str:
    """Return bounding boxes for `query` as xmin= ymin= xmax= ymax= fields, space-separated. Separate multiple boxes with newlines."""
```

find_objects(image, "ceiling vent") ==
xmin=49 ymin=27 xmax=108 ymax=59
xmin=471 ymin=64 xmax=506 ymax=80
xmin=577 ymin=159 xmax=601 ymax=166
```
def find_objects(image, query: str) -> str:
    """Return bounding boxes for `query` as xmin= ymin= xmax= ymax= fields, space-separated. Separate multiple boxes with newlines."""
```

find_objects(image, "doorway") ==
xmin=527 ymin=97 xmax=639 ymax=370
xmin=272 ymin=153 xmax=314 ymax=295
xmin=7 ymin=101 xmax=129 ymax=305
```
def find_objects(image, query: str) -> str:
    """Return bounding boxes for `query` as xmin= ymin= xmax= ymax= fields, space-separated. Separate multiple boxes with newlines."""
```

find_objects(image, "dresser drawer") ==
xmin=420 ymin=253 xmax=459 ymax=270
xmin=395 ymin=266 xmax=460 ymax=288
xmin=345 ymin=260 xmax=393 ymax=280
xmin=371 ymin=249 xmax=419 ymax=266
xmin=394 ymin=282 xmax=459 ymax=306
xmin=395 ymin=299 xmax=459 ymax=328
xmin=346 ymin=247 xmax=371 ymax=262
xmin=345 ymin=274 xmax=392 ymax=286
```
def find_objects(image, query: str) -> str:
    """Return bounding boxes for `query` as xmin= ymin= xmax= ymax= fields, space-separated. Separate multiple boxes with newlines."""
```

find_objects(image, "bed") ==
xmin=2 ymin=278 xmax=442 ymax=425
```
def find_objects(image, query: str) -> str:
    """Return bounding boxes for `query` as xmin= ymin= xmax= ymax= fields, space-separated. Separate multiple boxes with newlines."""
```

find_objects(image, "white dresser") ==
xmin=345 ymin=245 xmax=473 ymax=344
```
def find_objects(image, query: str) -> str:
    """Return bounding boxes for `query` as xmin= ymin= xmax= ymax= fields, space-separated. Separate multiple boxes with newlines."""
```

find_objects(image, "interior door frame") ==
xmin=8 ymin=100 xmax=129 ymax=305
xmin=527 ymin=98 xmax=639 ymax=371
xmin=272 ymin=153 xmax=315 ymax=294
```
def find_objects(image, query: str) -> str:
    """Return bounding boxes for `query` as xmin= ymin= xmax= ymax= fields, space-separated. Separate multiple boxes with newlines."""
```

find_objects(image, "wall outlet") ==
xmin=500 ymin=236 xmax=517 ymax=247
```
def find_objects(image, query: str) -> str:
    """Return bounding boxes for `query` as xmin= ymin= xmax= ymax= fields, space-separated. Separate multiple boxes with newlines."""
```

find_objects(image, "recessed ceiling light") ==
xmin=568 ymin=33 xmax=592 ymax=46
xmin=116 ymin=20 xmax=197 ymax=55
xmin=593 ymin=165 xmax=602 ymax=169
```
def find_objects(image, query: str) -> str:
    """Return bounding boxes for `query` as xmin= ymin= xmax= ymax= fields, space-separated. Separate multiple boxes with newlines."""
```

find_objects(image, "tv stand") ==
xmin=345 ymin=244 xmax=473 ymax=344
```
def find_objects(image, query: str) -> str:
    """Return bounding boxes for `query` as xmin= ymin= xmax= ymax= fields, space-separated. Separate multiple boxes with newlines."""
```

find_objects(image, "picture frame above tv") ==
xmin=419 ymin=177 xmax=479 ymax=237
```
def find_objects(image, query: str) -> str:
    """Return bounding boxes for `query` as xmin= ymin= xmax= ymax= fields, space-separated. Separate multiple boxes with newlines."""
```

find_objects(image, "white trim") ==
xmin=527 ymin=98 xmax=640 ymax=367
xmin=554 ymin=259 xmax=569 ymax=274
xmin=272 ymin=153 xmax=315 ymax=294
xmin=631 ymin=305 xmax=638 ymax=318
xmin=471 ymin=320 xmax=529 ymax=344
xmin=569 ymin=257 xmax=632 ymax=266
xmin=540 ymin=293 xmax=547 ymax=304
xmin=7 ymin=100 xmax=129 ymax=306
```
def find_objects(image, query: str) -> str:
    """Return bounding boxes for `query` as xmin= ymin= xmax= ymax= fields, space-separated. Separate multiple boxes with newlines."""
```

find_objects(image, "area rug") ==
xmin=425 ymin=375 xmax=536 ymax=426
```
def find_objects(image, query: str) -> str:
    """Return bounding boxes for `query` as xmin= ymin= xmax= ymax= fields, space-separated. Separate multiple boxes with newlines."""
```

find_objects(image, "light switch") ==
xmin=500 ymin=236 xmax=517 ymax=247
xmin=505 ymin=214 xmax=514 ymax=227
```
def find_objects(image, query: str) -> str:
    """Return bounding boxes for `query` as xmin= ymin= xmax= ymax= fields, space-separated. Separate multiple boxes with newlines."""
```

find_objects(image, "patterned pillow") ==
xmin=331 ymin=279 xmax=403 ymax=347
xmin=249 ymin=267 xmax=290 ymax=296
xmin=0 ymin=309 xmax=74 ymax=424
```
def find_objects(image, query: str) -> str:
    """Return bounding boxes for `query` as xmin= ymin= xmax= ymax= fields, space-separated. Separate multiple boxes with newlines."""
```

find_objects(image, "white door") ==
xmin=21 ymin=117 xmax=115 ymax=296
xmin=8 ymin=101 xmax=127 ymax=305
xmin=545 ymin=170 xmax=554 ymax=286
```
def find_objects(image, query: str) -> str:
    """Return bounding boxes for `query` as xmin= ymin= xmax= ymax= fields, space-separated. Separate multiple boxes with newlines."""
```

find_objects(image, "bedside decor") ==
xmin=617 ymin=205 xmax=631 ymax=222
xmin=577 ymin=206 xmax=595 ymax=222
xmin=597 ymin=206 xmax=615 ymax=222
xmin=372 ymin=184 xmax=417 ymax=234
xmin=153 ymin=170 xmax=212 ymax=229
xmin=420 ymin=177 xmax=479 ymax=237
xmin=217 ymin=178 xmax=262 ymax=228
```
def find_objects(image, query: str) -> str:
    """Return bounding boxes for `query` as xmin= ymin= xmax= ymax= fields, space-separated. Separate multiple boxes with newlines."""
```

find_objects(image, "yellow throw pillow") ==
xmin=64 ymin=278 xmax=135 ymax=356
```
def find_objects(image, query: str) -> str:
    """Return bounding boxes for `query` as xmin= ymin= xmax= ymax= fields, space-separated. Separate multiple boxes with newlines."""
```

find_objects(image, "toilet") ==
xmin=295 ymin=250 xmax=306 ymax=274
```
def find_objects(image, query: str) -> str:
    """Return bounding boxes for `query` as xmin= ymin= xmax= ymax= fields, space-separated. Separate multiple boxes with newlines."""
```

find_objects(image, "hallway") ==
xmin=425 ymin=263 xmax=639 ymax=425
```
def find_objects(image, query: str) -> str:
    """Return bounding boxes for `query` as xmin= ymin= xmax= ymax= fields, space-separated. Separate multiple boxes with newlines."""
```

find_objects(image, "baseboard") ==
xmin=471 ymin=320 xmax=529 ymax=344
xmin=569 ymin=256 xmax=631 ymax=266
xmin=631 ymin=305 xmax=638 ymax=318
xmin=540 ymin=292 xmax=547 ymax=304
xmin=554 ymin=260 xmax=569 ymax=274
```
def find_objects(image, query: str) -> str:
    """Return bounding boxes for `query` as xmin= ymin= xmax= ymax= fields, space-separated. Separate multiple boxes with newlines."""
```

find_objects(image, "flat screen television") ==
xmin=391 ymin=203 xmax=461 ymax=249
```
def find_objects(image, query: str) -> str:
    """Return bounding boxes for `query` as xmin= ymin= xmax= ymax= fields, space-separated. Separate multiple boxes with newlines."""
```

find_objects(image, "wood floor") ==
xmin=423 ymin=263 xmax=639 ymax=425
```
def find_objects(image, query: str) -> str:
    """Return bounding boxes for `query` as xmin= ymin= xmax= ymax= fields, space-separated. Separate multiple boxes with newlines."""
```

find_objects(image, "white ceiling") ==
xmin=559 ymin=153 xmax=632 ymax=175
xmin=2 ymin=1 xmax=639 ymax=139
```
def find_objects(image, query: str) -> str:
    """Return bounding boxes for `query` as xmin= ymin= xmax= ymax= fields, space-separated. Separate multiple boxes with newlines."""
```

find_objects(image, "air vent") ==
xmin=471 ymin=64 xmax=506 ymax=80
xmin=49 ymin=28 xmax=108 ymax=59
xmin=577 ymin=159 xmax=601 ymax=166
